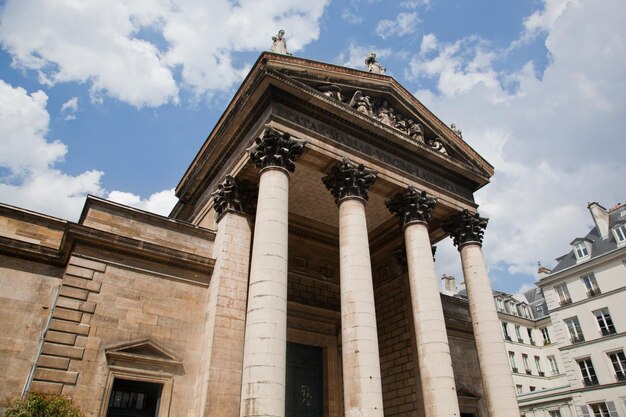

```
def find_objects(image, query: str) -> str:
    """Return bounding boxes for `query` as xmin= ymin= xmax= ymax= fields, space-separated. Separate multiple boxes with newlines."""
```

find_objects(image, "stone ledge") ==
xmin=62 ymin=275 xmax=102 ymax=293
xmin=52 ymin=307 xmax=83 ymax=323
xmin=34 ymin=368 xmax=78 ymax=384
xmin=37 ymin=355 xmax=70 ymax=370
xmin=29 ymin=380 xmax=63 ymax=395
xmin=69 ymin=256 xmax=107 ymax=272
xmin=59 ymin=286 xmax=89 ymax=301
xmin=45 ymin=330 xmax=77 ymax=346
xmin=41 ymin=342 xmax=84 ymax=359
xmin=48 ymin=319 xmax=90 ymax=336
xmin=65 ymin=265 xmax=95 ymax=280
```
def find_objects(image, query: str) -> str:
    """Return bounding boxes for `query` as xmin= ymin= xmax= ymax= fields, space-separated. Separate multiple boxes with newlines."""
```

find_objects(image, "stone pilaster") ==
xmin=386 ymin=187 xmax=461 ymax=417
xmin=323 ymin=158 xmax=384 ymax=417
xmin=445 ymin=210 xmax=520 ymax=417
xmin=240 ymin=126 xmax=305 ymax=417
xmin=197 ymin=176 xmax=254 ymax=417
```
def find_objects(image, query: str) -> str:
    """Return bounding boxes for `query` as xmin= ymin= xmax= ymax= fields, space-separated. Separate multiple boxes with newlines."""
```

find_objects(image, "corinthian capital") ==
xmin=322 ymin=157 xmax=378 ymax=204
xmin=444 ymin=209 xmax=488 ymax=248
xmin=247 ymin=125 xmax=306 ymax=172
xmin=386 ymin=186 xmax=436 ymax=227
xmin=211 ymin=175 xmax=256 ymax=218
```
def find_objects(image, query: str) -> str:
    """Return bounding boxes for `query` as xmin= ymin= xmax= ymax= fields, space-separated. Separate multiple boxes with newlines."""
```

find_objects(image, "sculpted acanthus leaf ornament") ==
xmin=322 ymin=157 xmax=378 ymax=204
xmin=247 ymin=125 xmax=306 ymax=172
xmin=444 ymin=209 xmax=488 ymax=248
xmin=385 ymin=186 xmax=437 ymax=227
xmin=211 ymin=175 xmax=256 ymax=217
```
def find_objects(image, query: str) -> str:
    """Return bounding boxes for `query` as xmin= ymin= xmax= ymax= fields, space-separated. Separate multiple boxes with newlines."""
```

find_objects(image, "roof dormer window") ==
xmin=571 ymin=238 xmax=592 ymax=262
xmin=612 ymin=224 xmax=626 ymax=245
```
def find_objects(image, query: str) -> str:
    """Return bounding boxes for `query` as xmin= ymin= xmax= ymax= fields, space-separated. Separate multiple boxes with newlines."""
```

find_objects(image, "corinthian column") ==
xmin=386 ymin=187 xmax=460 ymax=417
xmin=445 ymin=210 xmax=520 ymax=417
xmin=323 ymin=158 xmax=384 ymax=417
xmin=240 ymin=126 xmax=306 ymax=417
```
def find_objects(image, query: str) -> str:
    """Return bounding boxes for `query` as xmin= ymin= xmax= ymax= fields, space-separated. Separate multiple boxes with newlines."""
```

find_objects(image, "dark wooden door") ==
xmin=285 ymin=343 xmax=324 ymax=417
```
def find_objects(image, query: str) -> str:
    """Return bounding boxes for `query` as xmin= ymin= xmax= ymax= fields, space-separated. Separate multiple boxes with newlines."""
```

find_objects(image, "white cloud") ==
xmin=523 ymin=0 xmax=573 ymax=38
xmin=108 ymin=189 xmax=177 ymax=216
xmin=375 ymin=12 xmax=419 ymax=39
xmin=420 ymin=33 xmax=438 ymax=54
xmin=422 ymin=0 xmax=626 ymax=291
xmin=341 ymin=9 xmax=364 ymax=24
xmin=0 ymin=79 xmax=176 ymax=220
xmin=60 ymin=97 xmax=79 ymax=121
xmin=0 ymin=0 xmax=330 ymax=108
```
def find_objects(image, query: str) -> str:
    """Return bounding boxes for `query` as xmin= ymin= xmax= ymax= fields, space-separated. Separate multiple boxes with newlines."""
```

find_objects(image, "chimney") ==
xmin=588 ymin=202 xmax=609 ymax=239
xmin=441 ymin=274 xmax=457 ymax=295
xmin=537 ymin=266 xmax=551 ymax=279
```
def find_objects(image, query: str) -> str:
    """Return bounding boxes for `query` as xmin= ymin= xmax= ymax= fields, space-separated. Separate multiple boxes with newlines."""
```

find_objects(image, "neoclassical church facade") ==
xmin=0 ymin=52 xmax=520 ymax=417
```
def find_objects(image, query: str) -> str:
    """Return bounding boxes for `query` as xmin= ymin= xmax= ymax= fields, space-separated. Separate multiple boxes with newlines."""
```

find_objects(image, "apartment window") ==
xmin=509 ymin=351 xmax=518 ymax=372
xmin=581 ymin=273 xmax=601 ymax=296
xmin=577 ymin=358 xmax=599 ymax=387
xmin=527 ymin=328 xmax=535 ymax=345
xmin=555 ymin=283 xmax=572 ymax=305
xmin=516 ymin=384 xmax=523 ymax=394
xmin=496 ymin=297 xmax=504 ymax=311
xmin=574 ymin=242 xmax=589 ymax=259
xmin=515 ymin=325 xmax=523 ymax=342
xmin=536 ymin=304 xmax=544 ymax=316
xmin=613 ymin=224 xmax=626 ymax=243
xmin=565 ymin=317 xmax=585 ymax=343
xmin=541 ymin=327 xmax=551 ymax=344
xmin=535 ymin=356 xmax=544 ymax=376
xmin=548 ymin=355 xmax=560 ymax=375
xmin=549 ymin=411 xmax=562 ymax=417
xmin=523 ymin=354 xmax=531 ymax=374
xmin=502 ymin=322 xmax=511 ymax=341
xmin=589 ymin=402 xmax=618 ymax=417
xmin=594 ymin=308 xmax=616 ymax=336
xmin=608 ymin=351 xmax=626 ymax=381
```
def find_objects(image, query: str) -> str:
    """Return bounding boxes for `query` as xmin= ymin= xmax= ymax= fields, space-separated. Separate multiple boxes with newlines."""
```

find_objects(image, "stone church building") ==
xmin=0 ymin=52 xmax=520 ymax=417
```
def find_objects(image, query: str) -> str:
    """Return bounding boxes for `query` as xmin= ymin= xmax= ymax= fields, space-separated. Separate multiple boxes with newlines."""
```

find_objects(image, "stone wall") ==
xmin=0 ymin=254 xmax=63 ymax=401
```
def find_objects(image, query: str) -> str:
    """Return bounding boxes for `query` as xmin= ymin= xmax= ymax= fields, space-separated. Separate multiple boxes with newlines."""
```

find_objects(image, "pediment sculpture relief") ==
xmin=318 ymin=84 xmax=448 ymax=155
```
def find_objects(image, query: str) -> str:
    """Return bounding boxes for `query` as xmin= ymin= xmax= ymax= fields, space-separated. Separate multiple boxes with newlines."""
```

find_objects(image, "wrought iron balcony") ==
xmin=583 ymin=378 xmax=599 ymax=387
xmin=616 ymin=372 xmax=626 ymax=382
xmin=559 ymin=298 xmax=573 ymax=306
xmin=538 ymin=371 xmax=545 ymax=377
xmin=570 ymin=335 xmax=585 ymax=344
xmin=600 ymin=328 xmax=616 ymax=337
xmin=586 ymin=288 xmax=601 ymax=297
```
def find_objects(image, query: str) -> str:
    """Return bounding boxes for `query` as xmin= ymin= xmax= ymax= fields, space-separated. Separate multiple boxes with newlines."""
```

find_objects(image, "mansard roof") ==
xmin=550 ymin=203 xmax=626 ymax=274
xmin=171 ymin=52 xmax=494 ymax=221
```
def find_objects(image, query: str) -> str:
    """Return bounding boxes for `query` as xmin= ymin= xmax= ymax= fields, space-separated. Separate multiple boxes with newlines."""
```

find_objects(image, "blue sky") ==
xmin=1 ymin=0 xmax=624 ymax=295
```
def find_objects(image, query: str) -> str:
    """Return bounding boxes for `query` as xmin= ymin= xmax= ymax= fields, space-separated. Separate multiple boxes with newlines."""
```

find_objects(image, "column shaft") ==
xmin=404 ymin=222 xmax=460 ymax=417
xmin=339 ymin=198 xmax=384 ymax=417
xmin=460 ymin=243 xmax=520 ymax=417
xmin=240 ymin=168 xmax=290 ymax=417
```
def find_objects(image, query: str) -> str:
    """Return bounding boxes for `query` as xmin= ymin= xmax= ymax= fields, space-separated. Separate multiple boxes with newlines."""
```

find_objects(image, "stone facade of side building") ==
xmin=0 ymin=52 xmax=521 ymax=417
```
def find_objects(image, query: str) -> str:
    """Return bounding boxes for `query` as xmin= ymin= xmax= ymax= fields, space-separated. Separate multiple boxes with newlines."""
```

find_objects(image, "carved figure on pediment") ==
xmin=407 ymin=120 xmax=424 ymax=143
xmin=318 ymin=84 xmax=343 ymax=101
xmin=395 ymin=114 xmax=408 ymax=133
xmin=365 ymin=52 xmax=386 ymax=74
xmin=270 ymin=30 xmax=292 ymax=55
xmin=349 ymin=91 xmax=373 ymax=116
xmin=451 ymin=123 xmax=463 ymax=138
xmin=427 ymin=137 xmax=448 ymax=155
xmin=376 ymin=100 xmax=395 ymax=126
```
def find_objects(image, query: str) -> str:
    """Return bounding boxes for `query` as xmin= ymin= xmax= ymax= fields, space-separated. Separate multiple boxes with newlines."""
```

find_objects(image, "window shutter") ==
xmin=579 ymin=405 xmax=591 ymax=417
xmin=607 ymin=401 xmax=618 ymax=417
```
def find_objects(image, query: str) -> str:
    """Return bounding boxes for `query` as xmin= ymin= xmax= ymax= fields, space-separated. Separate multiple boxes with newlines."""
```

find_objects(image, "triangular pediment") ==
xmin=173 ymin=52 xmax=494 ymax=221
xmin=105 ymin=339 xmax=183 ymax=367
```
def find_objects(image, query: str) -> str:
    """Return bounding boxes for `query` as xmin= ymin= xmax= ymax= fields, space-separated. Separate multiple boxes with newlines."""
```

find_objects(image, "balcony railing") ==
xmin=526 ymin=369 xmax=532 ymax=375
xmin=570 ymin=335 xmax=585 ymax=344
xmin=543 ymin=339 xmax=551 ymax=345
xmin=587 ymin=288 xmax=601 ymax=297
xmin=512 ymin=367 xmax=519 ymax=373
xmin=559 ymin=298 xmax=573 ymax=306
xmin=538 ymin=371 xmax=545 ymax=377
xmin=517 ymin=338 xmax=524 ymax=343
xmin=617 ymin=372 xmax=626 ymax=382
xmin=530 ymin=339 xmax=536 ymax=346
xmin=505 ymin=336 xmax=512 ymax=341
xmin=583 ymin=378 xmax=599 ymax=387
